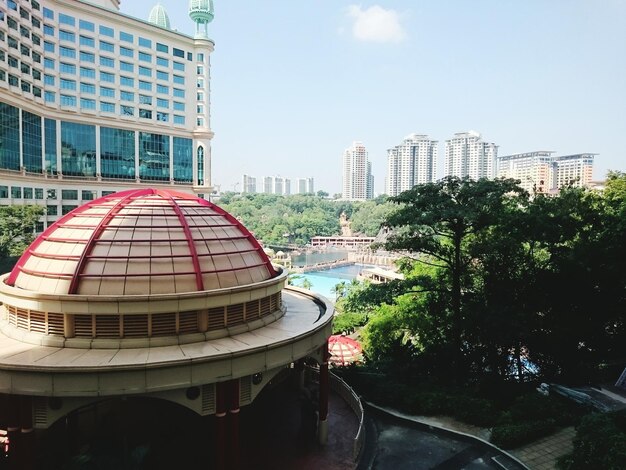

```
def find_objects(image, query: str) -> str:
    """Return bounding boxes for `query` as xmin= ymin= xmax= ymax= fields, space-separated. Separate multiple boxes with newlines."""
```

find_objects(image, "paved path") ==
xmin=510 ymin=427 xmax=576 ymax=470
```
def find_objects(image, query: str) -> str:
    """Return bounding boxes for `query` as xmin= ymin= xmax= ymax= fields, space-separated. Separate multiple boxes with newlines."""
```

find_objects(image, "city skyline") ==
xmin=121 ymin=1 xmax=626 ymax=194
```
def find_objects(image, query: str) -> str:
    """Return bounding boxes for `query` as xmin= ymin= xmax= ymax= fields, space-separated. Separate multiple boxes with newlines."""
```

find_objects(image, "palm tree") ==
xmin=331 ymin=281 xmax=347 ymax=302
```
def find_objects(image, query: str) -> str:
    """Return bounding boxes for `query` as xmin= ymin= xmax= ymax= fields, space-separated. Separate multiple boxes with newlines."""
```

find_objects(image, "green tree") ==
xmin=0 ymin=205 xmax=44 ymax=257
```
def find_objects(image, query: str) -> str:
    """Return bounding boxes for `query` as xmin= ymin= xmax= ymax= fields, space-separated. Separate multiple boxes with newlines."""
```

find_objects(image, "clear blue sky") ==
xmin=122 ymin=1 xmax=626 ymax=194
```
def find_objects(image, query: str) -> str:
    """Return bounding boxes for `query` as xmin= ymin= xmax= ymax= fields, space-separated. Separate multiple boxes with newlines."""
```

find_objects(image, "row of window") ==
xmin=0 ymin=186 xmax=96 ymax=201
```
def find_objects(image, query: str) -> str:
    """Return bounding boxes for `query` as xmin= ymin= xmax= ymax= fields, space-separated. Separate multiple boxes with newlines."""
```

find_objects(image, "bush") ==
xmin=332 ymin=312 xmax=367 ymax=335
xmin=503 ymin=393 xmax=578 ymax=427
xmin=491 ymin=419 xmax=556 ymax=449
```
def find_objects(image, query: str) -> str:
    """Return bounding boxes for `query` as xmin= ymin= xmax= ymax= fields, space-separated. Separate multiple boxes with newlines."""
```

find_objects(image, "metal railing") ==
xmin=330 ymin=371 xmax=365 ymax=461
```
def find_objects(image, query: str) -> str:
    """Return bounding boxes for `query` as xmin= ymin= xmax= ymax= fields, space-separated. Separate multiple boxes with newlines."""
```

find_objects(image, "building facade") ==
xmin=552 ymin=154 xmax=595 ymax=189
xmin=242 ymin=174 xmax=256 ymax=193
xmin=296 ymin=177 xmax=314 ymax=194
xmin=386 ymin=133 xmax=437 ymax=196
xmin=342 ymin=141 xmax=373 ymax=200
xmin=0 ymin=0 xmax=215 ymax=231
xmin=444 ymin=131 xmax=498 ymax=179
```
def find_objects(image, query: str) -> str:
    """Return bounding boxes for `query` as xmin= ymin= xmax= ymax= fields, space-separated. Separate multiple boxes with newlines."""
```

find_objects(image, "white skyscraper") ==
xmin=445 ymin=131 xmax=498 ymax=179
xmin=552 ymin=154 xmax=595 ymax=190
xmin=261 ymin=176 xmax=290 ymax=195
xmin=296 ymin=178 xmax=315 ymax=194
xmin=386 ymin=134 xmax=438 ymax=196
xmin=242 ymin=174 xmax=257 ymax=193
xmin=342 ymin=142 xmax=373 ymax=200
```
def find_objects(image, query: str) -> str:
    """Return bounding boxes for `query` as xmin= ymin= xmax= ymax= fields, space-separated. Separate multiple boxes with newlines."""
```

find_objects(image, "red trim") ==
xmin=164 ymin=193 xmax=204 ymax=291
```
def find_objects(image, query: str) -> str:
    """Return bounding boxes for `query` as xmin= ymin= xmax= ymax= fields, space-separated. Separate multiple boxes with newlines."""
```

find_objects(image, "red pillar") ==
xmin=215 ymin=382 xmax=227 ymax=470
xmin=228 ymin=379 xmax=240 ymax=470
xmin=318 ymin=341 xmax=330 ymax=445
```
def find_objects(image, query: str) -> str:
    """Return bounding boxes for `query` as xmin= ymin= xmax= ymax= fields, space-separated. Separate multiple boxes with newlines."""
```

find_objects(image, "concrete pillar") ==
xmin=294 ymin=359 xmax=305 ymax=391
xmin=19 ymin=396 xmax=34 ymax=470
xmin=318 ymin=342 xmax=330 ymax=445
xmin=228 ymin=379 xmax=240 ymax=470
xmin=6 ymin=395 xmax=20 ymax=468
xmin=215 ymin=382 xmax=227 ymax=470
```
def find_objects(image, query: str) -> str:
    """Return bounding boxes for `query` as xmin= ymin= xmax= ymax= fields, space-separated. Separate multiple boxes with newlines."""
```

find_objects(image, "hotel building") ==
xmin=342 ymin=141 xmax=373 ymax=200
xmin=445 ymin=131 xmax=498 ymax=179
xmin=0 ymin=0 xmax=215 ymax=231
xmin=386 ymin=133 xmax=437 ymax=196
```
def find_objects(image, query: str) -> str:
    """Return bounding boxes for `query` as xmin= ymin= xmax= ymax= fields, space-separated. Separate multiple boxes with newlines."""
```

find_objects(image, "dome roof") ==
xmin=6 ymin=189 xmax=276 ymax=296
xmin=189 ymin=0 xmax=214 ymax=22
xmin=148 ymin=3 xmax=171 ymax=29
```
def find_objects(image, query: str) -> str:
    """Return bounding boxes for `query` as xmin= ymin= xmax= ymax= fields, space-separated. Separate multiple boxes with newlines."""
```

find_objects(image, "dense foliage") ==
xmin=341 ymin=174 xmax=626 ymax=384
xmin=0 ymin=205 xmax=44 ymax=273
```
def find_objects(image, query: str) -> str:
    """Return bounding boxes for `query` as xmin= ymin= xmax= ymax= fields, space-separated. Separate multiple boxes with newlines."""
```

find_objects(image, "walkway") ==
xmin=510 ymin=427 xmax=576 ymax=470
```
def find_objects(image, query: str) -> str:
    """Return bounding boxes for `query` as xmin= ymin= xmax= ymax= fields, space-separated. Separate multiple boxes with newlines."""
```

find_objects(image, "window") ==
xmin=120 ymin=91 xmax=134 ymax=102
xmin=80 ymin=98 xmax=96 ymax=110
xmin=100 ymin=101 xmax=115 ymax=113
xmin=20 ymin=44 xmax=30 ymax=56
xmin=44 ymin=58 xmax=55 ymax=70
xmin=156 ymin=43 xmax=168 ymax=53
xmin=8 ymin=74 xmax=18 ymax=87
xmin=80 ymin=82 xmax=95 ymax=94
xmin=197 ymin=105 xmax=204 ymax=114
xmin=139 ymin=37 xmax=151 ymax=48
xmin=100 ymin=71 xmax=114 ymax=83
xmin=187 ymin=52 xmax=192 ymax=61
xmin=79 ymin=35 xmax=95 ymax=47
xmin=197 ymin=91 xmax=204 ymax=101
xmin=43 ymin=25 xmax=54 ymax=36
xmin=80 ymin=67 xmax=95 ymax=79
xmin=99 ymin=40 xmax=114 ymax=52
xmin=197 ymin=65 xmax=204 ymax=75
xmin=8 ymin=17 xmax=18 ymax=30
xmin=47 ymin=189 xmax=57 ymax=200
xmin=156 ymin=57 xmax=169 ymax=67
xmin=157 ymin=98 xmax=169 ymax=108
xmin=60 ymin=46 xmax=76 ymax=59
xmin=43 ymin=7 xmax=54 ymax=19
xmin=44 ymin=91 xmax=55 ymax=102
xmin=20 ymin=25 xmax=30 ymax=38
xmin=32 ymin=33 xmax=41 ymax=45
xmin=139 ymin=80 xmax=152 ymax=91
xmin=35 ymin=188 xmax=43 ymax=199
xmin=44 ymin=41 xmax=54 ymax=52
xmin=20 ymin=63 xmax=30 ymax=74
xmin=173 ymin=102 xmax=185 ymax=111
xmin=173 ymin=48 xmax=184 ymax=58
xmin=59 ymin=62 xmax=76 ymax=75
xmin=120 ymin=31 xmax=133 ymax=43
xmin=44 ymin=74 xmax=54 ymax=85
xmin=139 ymin=66 xmax=151 ymax=77
xmin=139 ymin=52 xmax=151 ymax=62
xmin=156 ymin=70 xmax=169 ymax=81
xmin=79 ymin=51 xmax=95 ymax=63
xmin=46 ymin=205 xmax=58 ymax=216
xmin=20 ymin=8 xmax=30 ymax=20
xmin=59 ymin=13 xmax=75 ymax=26
xmin=121 ymin=105 xmax=134 ymax=116
xmin=32 ymin=52 xmax=41 ymax=63
xmin=100 ymin=86 xmax=115 ymax=98
xmin=173 ymin=61 xmax=185 ymax=71
xmin=173 ymin=88 xmax=185 ymax=98
xmin=82 ymin=190 xmax=96 ymax=200
xmin=62 ymin=190 xmax=78 ymax=200
xmin=60 ymin=95 xmax=76 ymax=107
xmin=99 ymin=25 xmax=114 ymax=38
xmin=139 ymin=109 xmax=152 ymax=119
xmin=156 ymin=112 xmax=169 ymax=122
xmin=24 ymin=187 xmax=33 ymax=199
xmin=120 ymin=61 xmax=133 ymax=72
xmin=174 ymin=75 xmax=185 ymax=85
xmin=157 ymin=84 xmax=169 ymax=94
xmin=8 ymin=56 xmax=17 ymax=68
xmin=120 ymin=46 xmax=133 ymax=57
xmin=197 ymin=78 xmax=204 ymax=88
xmin=32 ymin=18 xmax=41 ymax=29
xmin=197 ymin=53 xmax=205 ymax=62
xmin=79 ymin=20 xmax=95 ymax=32
xmin=11 ymin=187 xmax=22 ymax=199
xmin=33 ymin=70 xmax=41 ymax=81
xmin=60 ymin=78 xmax=76 ymax=90
xmin=0 ymin=186 xmax=7 ymax=198
xmin=21 ymin=81 xmax=31 ymax=93
xmin=62 ymin=205 xmax=77 ymax=215
xmin=100 ymin=56 xmax=114 ymax=67
xmin=139 ymin=95 xmax=152 ymax=105
xmin=120 ymin=76 xmax=134 ymax=87
xmin=59 ymin=30 xmax=75 ymax=42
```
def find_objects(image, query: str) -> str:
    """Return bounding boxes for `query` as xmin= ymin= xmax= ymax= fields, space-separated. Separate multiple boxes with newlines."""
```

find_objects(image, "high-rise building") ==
xmin=497 ymin=151 xmax=555 ymax=194
xmin=261 ymin=176 xmax=290 ymax=195
xmin=552 ymin=154 xmax=595 ymax=189
xmin=445 ymin=131 xmax=498 ymax=179
xmin=0 ymin=0 xmax=215 ymax=231
xmin=242 ymin=174 xmax=256 ymax=193
xmin=386 ymin=134 xmax=438 ymax=196
xmin=497 ymin=152 xmax=595 ymax=194
xmin=296 ymin=177 xmax=314 ymax=194
xmin=342 ymin=141 xmax=373 ymax=200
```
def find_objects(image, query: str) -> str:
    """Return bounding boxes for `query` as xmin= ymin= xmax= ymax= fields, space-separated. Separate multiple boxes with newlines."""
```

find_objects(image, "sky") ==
xmin=121 ymin=1 xmax=626 ymax=195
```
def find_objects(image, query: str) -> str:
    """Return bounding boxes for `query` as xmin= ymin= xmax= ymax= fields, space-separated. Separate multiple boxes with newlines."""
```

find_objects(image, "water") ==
xmin=291 ymin=264 xmax=370 ymax=301
xmin=291 ymin=250 xmax=349 ymax=267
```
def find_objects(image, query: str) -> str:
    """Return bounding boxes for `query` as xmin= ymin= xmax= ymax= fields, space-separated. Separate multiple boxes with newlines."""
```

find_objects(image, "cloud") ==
xmin=346 ymin=5 xmax=406 ymax=44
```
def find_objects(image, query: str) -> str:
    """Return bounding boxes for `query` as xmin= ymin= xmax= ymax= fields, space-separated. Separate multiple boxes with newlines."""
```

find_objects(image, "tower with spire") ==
xmin=189 ymin=0 xmax=215 ymax=39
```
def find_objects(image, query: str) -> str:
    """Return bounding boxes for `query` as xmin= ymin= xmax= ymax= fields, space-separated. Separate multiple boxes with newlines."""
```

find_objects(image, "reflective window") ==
xmin=79 ymin=51 xmax=95 ymax=63
xmin=173 ymin=48 xmax=184 ymax=58
xmin=139 ymin=52 xmax=151 ymax=62
xmin=156 ymin=112 xmax=169 ymax=122
xmin=80 ymin=82 xmax=95 ymax=94
xmin=197 ymin=146 xmax=204 ymax=185
xmin=0 ymin=186 xmax=7 ymax=198
xmin=59 ymin=13 xmax=75 ymax=26
xmin=44 ymin=58 xmax=55 ymax=69
xmin=174 ymin=115 xmax=185 ymax=125
xmin=44 ymin=91 xmax=55 ymax=102
xmin=47 ymin=189 xmax=57 ymax=199
xmin=139 ymin=95 xmax=152 ymax=105
xmin=156 ymin=57 xmax=169 ymax=67
xmin=82 ymin=190 xmax=96 ymax=200
xmin=99 ymin=40 xmax=114 ymax=52
xmin=173 ymin=137 xmax=192 ymax=183
xmin=100 ymin=102 xmax=115 ymax=113
xmin=139 ymin=37 xmax=151 ymax=48
xmin=120 ymin=76 xmax=134 ymax=87
xmin=99 ymin=25 xmax=114 ymax=38
xmin=62 ymin=205 xmax=77 ymax=215
xmin=60 ymin=62 xmax=75 ymax=74
xmin=44 ymin=41 xmax=54 ymax=52
xmin=156 ymin=43 xmax=168 ymax=53
xmin=23 ymin=187 xmax=33 ymax=199
xmin=46 ymin=205 xmax=58 ymax=216
xmin=120 ymin=31 xmax=133 ymax=43
xmin=100 ymin=71 xmax=114 ymax=83
xmin=60 ymin=78 xmax=76 ymax=90
xmin=60 ymin=95 xmax=76 ymax=107
xmin=100 ymin=86 xmax=115 ymax=98
xmin=59 ymin=30 xmax=75 ymax=42
xmin=100 ymin=56 xmax=114 ymax=67
xmin=100 ymin=127 xmax=136 ymax=179
xmin=43 ymin=8 xmax=54 ymax=19
xmin=80 ymin=98 xmax=96 ymax=110
xmin=157 ymin=84 xmax=169 ymax=94
xmin=120 ymin=46 xmax=133 ymax=57
xmin=139 ymin=80 xmax=151 ymax=91
xmin=173 ymin=102 xmax=185 ymax=111
xmin=139 ymin=109 xmax=152 ymax=119
xmin=0 ymin=103 xmax=20 ymax=170
xmin=120 ymin=91 xmax=134 ymax=102
xmin=174 ymin=75 xmax=185 ymax=85
xmin=121 ymin=105 xmax=134 ymax=116
xmin=120 ymin=61 xmax=133 ymax=72
xmin=61 ymin=121 xmax=96 ymax=176
xmin=61 ymin=189 xmax=78 ymax=200
xmin=11 ymin=187 xmax=22 ymax=198
xmin=32 ymin=52 xmax=41 ymax=63
xmin=44 ymin=74 xmax=54 ymax=85
xmin=22 ymin=110 xmax=42 ymax=172
xmin=79 ymin=35 xmax=95 ymax=47
xmin=35 ymin=188 xmax=44 ymax=199
xmin=79 ymin=20 xmax=95 ymax=32
xmin=139 ymin=66 xmax=151 ymax=77
xmin=44 ymin=118 xmax=57 ymax=174
xmin=43 ymin=25 xmax=54 ymax=36
xmin=173 ymin=61 xmax=185 ymax=71
xmin=197 ymin=53 xmax=205 ymax=62
xmin=139 ymin=132 xmax=170 ymax=181
xmin=156 ymin=70 xmax=168 ymax=81
xmin=59 ymin=46 xmax=76 ymax=58
xmin=157 ymin=98 xmax=169 ymax=109
xmin=80 ymin=66 xmax=95 ymax=79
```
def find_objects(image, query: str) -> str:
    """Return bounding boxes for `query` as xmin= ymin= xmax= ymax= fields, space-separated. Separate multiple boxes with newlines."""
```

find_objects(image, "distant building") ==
xmin=386 ymin=134 xmax=438 ymax=196
xmin=242 ymin=174 xmax=257 ymax=193
xmin=445 ymin=131 xmax=498 ymax=179
xmin=342 ymin=141 xmax=373 ymax=200
xmin=497 ymin=151 xmax=555 ymax=194
xmin=296 ymin=177 xmax=314 ymax=194
xmin=497 ymin=152 xmax=596 ymax=193
xmin=262 ymin=176 xmax=290 ymax=195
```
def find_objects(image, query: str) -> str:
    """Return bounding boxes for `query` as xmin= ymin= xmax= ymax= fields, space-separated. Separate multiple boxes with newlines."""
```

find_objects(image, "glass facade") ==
xmin=101 ymin=127 xmax=135 ymax=179
xmin=44 ymin=118 xmax=57 ymax=174
xmin=22 ymin=110 xmax=42 ymax=172
xmin=61 ymin=122 xmax=96 ymax=177
xmin=173 ymin=137 xmax=192 ymax=183
xmin=0 ymin=102 xmax=20 ymax=170
xmin=139 ymin=132 xmax=169 ymax=181
xmin=197 ymin=146 xmax=204 ymax=185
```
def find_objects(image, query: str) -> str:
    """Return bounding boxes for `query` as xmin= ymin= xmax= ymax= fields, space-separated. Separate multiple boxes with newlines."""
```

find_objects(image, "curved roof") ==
xmin=189 ymin=0 xmax=214 ymax=22
xmin=6 ymin=189 xmax=276 ymax=296
xmin=148 ymin=4 xmax=171 ymax=29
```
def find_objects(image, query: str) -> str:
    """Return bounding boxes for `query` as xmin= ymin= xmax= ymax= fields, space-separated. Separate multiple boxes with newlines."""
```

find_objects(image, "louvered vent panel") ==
xmin=33 ymin=398 xmax=48 ymax=428
xmin=179 ymin=311 xmax=198 ymax=334
xmin=259 ymin=297 xmax=271 ymax=317
xmin=124 ymin=314 xmax=148 ymax=337
xmin=74 ymin=315 xmax=93 ymax=337
xmin=16 ymin=308 xmax=28 ymax=330
xmin=95 ymin=315 xmax=120 ymax=338
xmin=240 ymin=376 xmax=252 ymax=405
xmin=226 ymin=303 xmax=244 ymax=325
xmin=30 ymin=310 xmax=46 ymax=334
xmin=47 ymin=313 xmax=65 ymax=335
xmin=245 ymin=300 xmax=260 ymax=321
xmin=208 ymin=307 xmax=225 ymax=330
xmin=151 ymin=313 xmax=176 ymax=336
xmin=201 ymin=384 xmax=216 ymax=414
xmin=7 ymin=305 xmax=17 ymax=326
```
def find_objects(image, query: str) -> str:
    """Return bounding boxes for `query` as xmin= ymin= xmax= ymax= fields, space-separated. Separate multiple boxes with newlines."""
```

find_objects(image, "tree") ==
xmin=0 ymin=205 xmax=44 ymax=257
xmin=316 ymin=190 xmax=329 ymax=198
